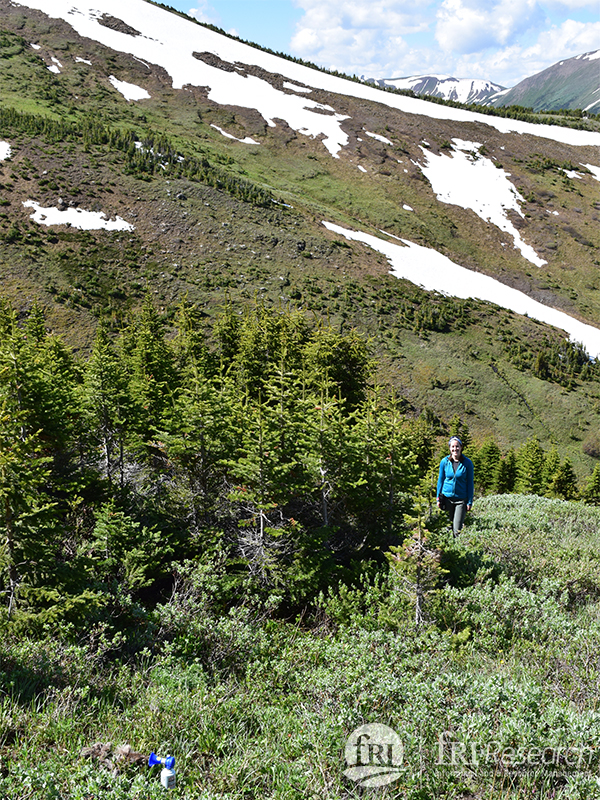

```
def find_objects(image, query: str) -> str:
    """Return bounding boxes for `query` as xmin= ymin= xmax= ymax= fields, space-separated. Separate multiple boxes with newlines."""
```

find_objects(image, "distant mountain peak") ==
xmin=365 ymin=75 xmax=506 ymax=105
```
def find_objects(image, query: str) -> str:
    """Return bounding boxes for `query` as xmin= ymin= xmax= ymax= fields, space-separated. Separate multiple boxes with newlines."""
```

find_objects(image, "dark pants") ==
xmin=445 ymin=498 xmax=467 ymax=536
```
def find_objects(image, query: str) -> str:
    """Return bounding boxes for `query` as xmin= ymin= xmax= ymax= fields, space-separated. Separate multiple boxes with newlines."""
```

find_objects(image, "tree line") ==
xmin=0 ymin=104 xmax=272 ymax=205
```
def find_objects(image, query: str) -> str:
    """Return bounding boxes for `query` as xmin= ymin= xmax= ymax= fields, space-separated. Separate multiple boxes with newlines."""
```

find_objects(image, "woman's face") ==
xmin=450 ymin=440 xmax=462 ymax=460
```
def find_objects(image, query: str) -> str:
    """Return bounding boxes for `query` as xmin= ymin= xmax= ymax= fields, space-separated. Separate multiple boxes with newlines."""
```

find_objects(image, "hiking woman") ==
xmin=436 ymin=436 xmax=474 ymax=536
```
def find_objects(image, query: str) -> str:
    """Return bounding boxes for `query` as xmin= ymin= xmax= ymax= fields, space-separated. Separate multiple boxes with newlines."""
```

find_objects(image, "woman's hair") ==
xmin=449 ymin=436 xmax=462 ymax=447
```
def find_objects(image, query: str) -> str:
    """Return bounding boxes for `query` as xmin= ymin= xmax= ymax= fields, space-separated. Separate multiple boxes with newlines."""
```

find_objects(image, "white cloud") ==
xmin=448 ymin=19 xmax=600 ymax=84
xmin=435 ymin=0 xmax=542 ymax=53
xmin=544 ymin=0 xmax=600 ymax=8
xmin=522 ymin=19 xmax=600 ymax=61
xmin=290 ymin=0 xmax=432 ymax=76
xmin=187 ymin=2 xmax=219 ymax=25
xmin=288 ymin=0 xmax=597 ymax=87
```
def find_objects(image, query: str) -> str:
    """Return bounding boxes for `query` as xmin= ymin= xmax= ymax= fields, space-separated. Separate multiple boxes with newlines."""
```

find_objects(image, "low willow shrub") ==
xmin=465 ymin=495 xmax=600 ymax=603
xmin=2 ymin=495 xmax=600 ymax=798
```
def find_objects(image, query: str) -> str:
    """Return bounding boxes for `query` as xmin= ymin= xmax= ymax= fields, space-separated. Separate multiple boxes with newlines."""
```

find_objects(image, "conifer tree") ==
xmin=0 ymin=403 xmax=55 ymax=620
xmin=546 ymin=458 xmax=579 ymax=500
xmin=86 ymin=500 xmax=168 ymax=593
xmin=542 ymin=445 xmax=561 ymax=496
xmin=172 ymin=302 xmax=211 ymax=380
xmin=348 ymin=390 xmax=417 ymax=544
xmin=225 ymin=389 xmax=295 ymax=590
xmin=448 ymin=414 xmax=471 ymax=451
xmin=474 ymin=439 xmax=501 ymax=494
xmin=0 ymin=304 xmax=79 ymax=452
xmin=303 ymin=380 xmax=355 ymax=532
xmin=124 ymin=294 xmax=177 ymax=435
xmin=160 ymin=372 xmax=238 ymax=536
xmin=517 ymin=437 xmax=545 ymax=494
xmin=302 ymin=325 xmax=372 ymax=410
xmin=495 ymin=449 xmax=517 ymax=494
xmin=82 ymin=322 xmax=134 ymax=486
xmin=385 ymin=493 xmax=445 ymax=627
xmin=583 ymin=464 xmax=600 ymax=505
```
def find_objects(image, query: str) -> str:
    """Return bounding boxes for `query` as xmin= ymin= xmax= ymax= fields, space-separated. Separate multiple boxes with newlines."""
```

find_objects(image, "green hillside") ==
xmin=0 ymin=22 xmax=597 ymax=469
xmin=2 ymin=4 xmax=600 ymax=797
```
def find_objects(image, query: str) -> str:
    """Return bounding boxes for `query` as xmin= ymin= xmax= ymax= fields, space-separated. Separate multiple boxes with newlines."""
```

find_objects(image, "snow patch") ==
xmin=108 ymin=75 xmax=150 ymax=101
xmin=23 ymin=200 xmax=134 ymax=231
xmin=418 ymin=138 xmax=546 ymax=267
xmin=30 ymin=42 xmax=40 ymax=49
xmin=323 ymin=221 xmax=600 ymax=358
xmin=358 ymin=165 xmax=367 ymax=173
xmin=75 ymin=56 xmax=92 ymax=65
xmin=365 ymin=131 xmax=393 ymax=145
xmin=582 ymin=163 xmax=600 ymax=181
xmin=283 ymin=81 xmax=311 ymax=93
xmin=403 ymin=204 xmax=413 ymax=211
xmin=0 ymin=142 xmax=11 ymax=160
xmin=452 ymin=138 xmax=482 ymax=151
xmin=210 ymin=124 xmax=259 ymax=144
xmin=562 ymin=169 xmax=583 ymax=179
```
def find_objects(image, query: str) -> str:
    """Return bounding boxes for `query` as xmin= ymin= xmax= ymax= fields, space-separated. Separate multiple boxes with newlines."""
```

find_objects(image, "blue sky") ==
xmin=168 ymin=0 xmax=599 ymax=88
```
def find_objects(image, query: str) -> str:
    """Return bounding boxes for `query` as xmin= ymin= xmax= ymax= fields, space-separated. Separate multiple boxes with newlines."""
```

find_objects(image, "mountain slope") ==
xmin=1 ymin=0 xmax=600 ymax=473
xmin=491 ymin=50 xmax=600 ymax=113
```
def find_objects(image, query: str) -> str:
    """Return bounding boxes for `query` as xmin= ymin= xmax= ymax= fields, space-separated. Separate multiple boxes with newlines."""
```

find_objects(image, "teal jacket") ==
xmin=437 ymin=455 xmax=474 ymax=505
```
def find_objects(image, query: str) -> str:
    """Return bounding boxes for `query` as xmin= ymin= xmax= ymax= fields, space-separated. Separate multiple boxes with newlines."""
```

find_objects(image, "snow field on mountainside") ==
xmin=366 ymin=131 xmax=393 ymax=145
xmin=323 ymin=221 xmax=600 ymax=359
xmin=108 ymin=75 xmax=150 ymax=101
xmin=23 ymin=201 xmax=134 ymax=232
xmin=14 ymin=0 xmax=349 ymax=157
xmin=418 ymin=139 xmax=547 ymax=268
xmin=584 ymin=164 xmax=600 ymax=181
xmin=12 ymin=0 xmax=600 ymax=351
xmin=211 ymin=125 xmax=260 ymax=144
xmin=13 ymin=0 xmax=600 ymax=150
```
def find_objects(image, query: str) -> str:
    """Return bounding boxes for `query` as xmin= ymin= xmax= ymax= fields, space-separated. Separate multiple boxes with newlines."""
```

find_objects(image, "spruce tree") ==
xmin=448 ymin=414 xmax=471 ymax=451
xmin=583 ymin=464 xmax=600 ymax=505
xmin=542 ymin=445 xmax=561 ymax=496
xmin=160 ymin=372 xmax=238 ymax=536
xmin=474 ymin=439 xmax=501 ymax=495
xmin=495 ymin=449 xmax=517 ymax=494
xmin=0 ymin=403 xmax=55 ymax=620
xmin=385 ymin=493 xmax=445 ymax=627
xmin=124 ymin=294 xmax=177 ymax=436
xmin=547 ymin=458 xmax=579 ymax=500
xmin=82 ymin=321 xmax=134 ymax=486
xmin=517 ymin=437 xmax=545 ymax=494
